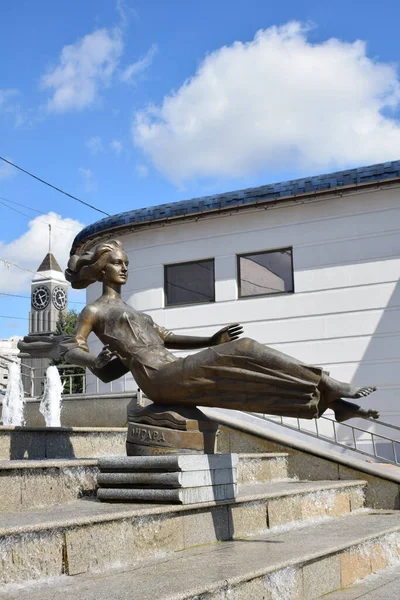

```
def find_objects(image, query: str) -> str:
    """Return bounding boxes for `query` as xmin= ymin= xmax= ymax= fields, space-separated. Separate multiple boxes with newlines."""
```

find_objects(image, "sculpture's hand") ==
xmin=210 ymin=323 xmax=244 ymax=346
xmin=94 ymin=345 xmax=117 ymax=369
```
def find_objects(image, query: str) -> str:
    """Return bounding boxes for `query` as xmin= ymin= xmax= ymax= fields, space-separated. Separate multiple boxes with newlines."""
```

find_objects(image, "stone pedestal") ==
xmin=97 ymin=454 xmax=238 ymax=504
xmin=126 ymin=401 xmax=219 ymax=456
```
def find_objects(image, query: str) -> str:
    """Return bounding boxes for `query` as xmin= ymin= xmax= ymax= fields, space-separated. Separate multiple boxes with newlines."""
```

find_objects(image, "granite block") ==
xmin=0 ymin=531 xmax=63 ymax=584
xmin=341 ymin=548 xmax=372 ymax=587
xmin=97 ymin=483 xmax=237 ymax=504
xmin=98 ymin=453 xmax=238 ymax=472
xmin=339 ymin=465 xmax=400 ymax=509
xmin=0 ymin=471 xmax=21 ymax=512
xmin=97 ymin=468 xmax=237 ymax=488
xmin=65 ymin=513 xmax=184 ymax=575
xmin=267 ymin=496 xmax=301 ymax=527
xmin=183 ymin=505 xmax=230 ymax=547
xmin=302 ymin=556 xmax=341 ymax=599
xmin=229 ymin=501 xmax=267 ymax=538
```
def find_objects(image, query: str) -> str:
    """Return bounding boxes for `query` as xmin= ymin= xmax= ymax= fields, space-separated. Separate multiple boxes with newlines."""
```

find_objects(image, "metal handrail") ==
xmin=251 ymin=412 xmax=400 ymax=466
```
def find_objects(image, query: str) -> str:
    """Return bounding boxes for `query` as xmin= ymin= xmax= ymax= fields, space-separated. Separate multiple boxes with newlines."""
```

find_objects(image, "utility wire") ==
xmin=0 ymin=259 xmax=75 ymax=289
xmin=0 ymin=315 xmax=28 ymax=320
xmin=0 ymin=194 xmax=48 ymax=216
xmin=0 ymin=259 xmax=85 ymax=302
xmin=0 ymin=293 xmax=29 ymax=299
xmin=0 ymin=258 xmax=56 ymax=281
xmin=0 ymin=196 xmax=81 ymax=233
xmin=0 ymin=292 xmax=84 ymax=305
xmin=0 ymin=156 xmax=110 ymax=217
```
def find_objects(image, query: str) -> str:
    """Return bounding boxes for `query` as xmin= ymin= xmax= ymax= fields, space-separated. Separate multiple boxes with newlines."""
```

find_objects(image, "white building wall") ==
xmin=85 ymin=186 xmax=400 ymax=427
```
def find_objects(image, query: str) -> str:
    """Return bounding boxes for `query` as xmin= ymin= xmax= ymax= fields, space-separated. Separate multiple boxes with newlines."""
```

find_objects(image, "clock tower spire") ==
xmin=30 ymin=252 xmax=68 ymax=334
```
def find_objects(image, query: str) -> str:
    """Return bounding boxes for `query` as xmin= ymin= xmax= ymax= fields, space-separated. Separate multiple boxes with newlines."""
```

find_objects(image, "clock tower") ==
xmin=30 ymin=253 xmax=68 ymax=334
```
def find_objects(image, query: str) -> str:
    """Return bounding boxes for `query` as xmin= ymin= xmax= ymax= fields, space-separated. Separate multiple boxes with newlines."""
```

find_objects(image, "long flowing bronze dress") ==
xmin=61 ymin=300 xmax=328 ymax=420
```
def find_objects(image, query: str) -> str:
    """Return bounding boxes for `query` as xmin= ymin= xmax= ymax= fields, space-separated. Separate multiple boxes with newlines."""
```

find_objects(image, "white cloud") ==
xmin=79 ymin=167 xmax=97 ymax=192
xmin=41 ymin=28 xmax=123 ymax=113
xmin=116 ymin=0 xmax=137 ymax=27
xmin=86 ymin=136 xmax=103 ymax=154
xmin=0 ymin=159 xmax=16 ymax=181
xmin=135 ymin=163 xmax=149 ymax=178
xmin=0 ymin=90 xmax=24 ymax=127
xmin=0 ymin=89 xmax=18 ymax=109
xmin=0 ymin=213 xmax=83 ymax=293
xmin=121 ymin=44 xmax=157 ymax=84
xmin=133 ymin=22 xmax=400 ymax=184
xmin=110 ymin=139 xmax=123 ymax=155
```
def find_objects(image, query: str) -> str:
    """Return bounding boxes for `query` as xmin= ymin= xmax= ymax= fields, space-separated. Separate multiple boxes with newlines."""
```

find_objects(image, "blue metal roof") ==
xmin=73 ymin=160 xmax=400 ymax=250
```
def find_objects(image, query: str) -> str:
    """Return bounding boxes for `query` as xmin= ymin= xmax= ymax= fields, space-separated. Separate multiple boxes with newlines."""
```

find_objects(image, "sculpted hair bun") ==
xmin=65 ymin=240 xmax=124 ymax=289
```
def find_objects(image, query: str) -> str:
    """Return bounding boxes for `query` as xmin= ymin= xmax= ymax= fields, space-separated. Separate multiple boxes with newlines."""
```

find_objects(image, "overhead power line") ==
xmin=0 ymin=258 xmax=55 ymax=281
xmin=0 ymin=195 xmax=82 ymax=233
xmin=0 ymin=292 xmax=84 ymax=305
xmin=0 ymin=315 xmax=28 ymax=321
xmin=0 ymin=156 xmax=110 ymax=217
xmin=0 ymin=259 xmax=85 ymax=302
xmin=0 ymin=259 xmax=72 ymax=287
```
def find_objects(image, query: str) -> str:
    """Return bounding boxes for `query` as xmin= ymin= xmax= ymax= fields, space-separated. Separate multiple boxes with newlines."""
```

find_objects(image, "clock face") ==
xmin=32 ymin=286 xmax=50 ymax=310
xmin=52 ymin=286 xmax=67 ymax=310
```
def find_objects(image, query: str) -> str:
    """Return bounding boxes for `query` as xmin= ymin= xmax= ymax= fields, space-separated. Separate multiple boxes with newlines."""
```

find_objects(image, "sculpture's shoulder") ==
xmin=77 ymin=302 xmax=101 ymax=325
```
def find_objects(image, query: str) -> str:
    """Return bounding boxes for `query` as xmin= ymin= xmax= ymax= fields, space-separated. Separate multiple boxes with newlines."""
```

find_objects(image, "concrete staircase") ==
xmin=0 ymin=428 xmax=399 ymax=599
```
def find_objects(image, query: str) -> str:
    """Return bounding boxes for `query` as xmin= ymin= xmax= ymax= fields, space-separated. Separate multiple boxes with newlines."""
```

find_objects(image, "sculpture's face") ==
xmin=102 ymin=249 xmax=129 ymax=285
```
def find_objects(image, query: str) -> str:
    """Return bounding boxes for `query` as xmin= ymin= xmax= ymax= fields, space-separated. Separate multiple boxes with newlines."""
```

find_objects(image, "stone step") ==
xmin=237 ymin=452 xmax=288 ymax=484
xmin=0 ymin=426 xmax=127 ymax=460
xmin=0 ymin=479 xmax=365 ymax=584
xmin=0 ymin=453 xmax=288 ymax=512
xmin=0 ymin=459 xmax=99 ymax=513
xmin=1 ymin=510 xmax=400 ymax=599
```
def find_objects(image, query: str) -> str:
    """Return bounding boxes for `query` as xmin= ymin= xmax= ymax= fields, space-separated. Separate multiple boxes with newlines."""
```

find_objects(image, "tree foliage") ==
xmin=53 ymin=309 xmax=79 ymax=336
xmin=51 ymin=309 xmax=85 ymax=394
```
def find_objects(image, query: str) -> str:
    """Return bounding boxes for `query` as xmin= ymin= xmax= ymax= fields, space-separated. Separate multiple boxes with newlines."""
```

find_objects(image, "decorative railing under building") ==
xmin=251 ymin=412 xmax=400 ymax=467
xmin=1 ymin=357 xmax=134 ymax=398
xmin=0 ymin=354 xmax=34 ymax=394
xmin=13 ymin=360 xmax=131 ymax=396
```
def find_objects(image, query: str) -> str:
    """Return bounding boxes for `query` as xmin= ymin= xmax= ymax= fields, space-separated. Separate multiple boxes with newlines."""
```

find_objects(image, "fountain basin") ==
xmin=0 ymin=425 xmax=127 ymax=459
xmin=1 ymin=392 xmax=135 ymax=428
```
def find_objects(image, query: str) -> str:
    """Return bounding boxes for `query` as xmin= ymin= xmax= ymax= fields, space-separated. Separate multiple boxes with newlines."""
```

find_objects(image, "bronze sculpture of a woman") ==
xmin=20 ymin=240 xmax=378 ymax=422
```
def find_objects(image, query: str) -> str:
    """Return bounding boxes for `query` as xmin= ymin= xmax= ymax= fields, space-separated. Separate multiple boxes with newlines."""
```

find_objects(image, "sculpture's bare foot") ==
xmin=363 ymin=409 xmax=380 ymax=420
xmin=321 ymin=375 xmax=377 ymax=401
xmin=332 ymin=400 xmax=379 ymax=423
xmin=350 ymin=386 xmax=377 ymax=399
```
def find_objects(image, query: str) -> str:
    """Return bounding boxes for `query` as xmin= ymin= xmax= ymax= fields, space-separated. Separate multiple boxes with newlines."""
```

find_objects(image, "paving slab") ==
xmin=0 ymin=511 xmax=400 ymax=599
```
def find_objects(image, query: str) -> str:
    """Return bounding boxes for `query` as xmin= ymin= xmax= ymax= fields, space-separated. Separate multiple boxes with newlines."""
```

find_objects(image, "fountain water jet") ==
xmin=1 ymin=361 xmax=25 ymax=426
xmin=40 ymin=366 xmax=63 ymax=427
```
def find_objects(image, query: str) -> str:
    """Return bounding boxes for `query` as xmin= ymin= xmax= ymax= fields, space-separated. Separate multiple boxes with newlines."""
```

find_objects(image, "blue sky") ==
xmin=1 ymin=0 xmax=400 ymax=338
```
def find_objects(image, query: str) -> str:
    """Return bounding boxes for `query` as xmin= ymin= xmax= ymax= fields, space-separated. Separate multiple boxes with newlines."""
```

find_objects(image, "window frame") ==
xmin=164 ymin=257 xmax=216 ymax=308
xmin=237 ymin=246 xmax=294 ymax=299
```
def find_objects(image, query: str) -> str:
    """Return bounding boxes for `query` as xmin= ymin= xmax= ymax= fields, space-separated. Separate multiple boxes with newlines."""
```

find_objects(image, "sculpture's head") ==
xmin=65 ymin=240 xmax=129 ymax=289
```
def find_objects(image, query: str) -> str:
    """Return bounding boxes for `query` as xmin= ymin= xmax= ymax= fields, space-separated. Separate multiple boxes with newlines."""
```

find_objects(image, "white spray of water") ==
xmin=39 ymin=366 xmax=63 ymax=427
xmin=1 ymin=361 xmax=25 ymax=426
xmin=264 ymin=567 xmax=299 ymax=600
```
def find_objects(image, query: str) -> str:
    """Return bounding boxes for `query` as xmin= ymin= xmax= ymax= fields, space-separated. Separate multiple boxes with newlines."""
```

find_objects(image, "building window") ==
xmin=237 ymin=248 xmax=294 ymax=298
xmin=165 ymin=259 xmax=215 ymax=306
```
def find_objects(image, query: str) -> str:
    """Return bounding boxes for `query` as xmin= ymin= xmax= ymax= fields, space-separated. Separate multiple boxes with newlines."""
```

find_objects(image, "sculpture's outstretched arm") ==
xmin=89 ymin=357 xmax=130 ymax=383
xmin=63 ymin=306 xmax=129 ymax=383
xmin=164 ymin=323 xmax=244 ymax=350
